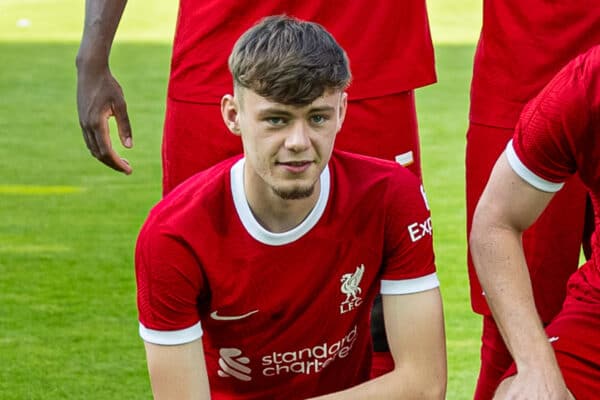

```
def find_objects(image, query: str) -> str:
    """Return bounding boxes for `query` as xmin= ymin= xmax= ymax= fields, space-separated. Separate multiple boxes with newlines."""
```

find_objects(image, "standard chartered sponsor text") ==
xmin=261 ymin=325 xmax=358 ymax=376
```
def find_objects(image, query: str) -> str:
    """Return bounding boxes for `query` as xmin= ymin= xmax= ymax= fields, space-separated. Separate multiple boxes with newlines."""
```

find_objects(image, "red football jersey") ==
xmin=136 ymin=150 xmax=438 ymax=399
xmin=507 ymin=45 xmax=600 ymax=289
xmin=169 ymin=0 xmax=436 ymax=103
xmin=469 ymin=0 xmax=600 ymax=128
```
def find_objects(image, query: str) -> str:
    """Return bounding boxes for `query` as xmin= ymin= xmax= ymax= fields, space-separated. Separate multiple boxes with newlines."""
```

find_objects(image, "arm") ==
xmin=309 ymin=288 xmax=446 ymax=399
xmin=76 ymin=0 xmax=133 ymax=174
xmin=470 ymin=153 xmax=570 ymax=399
xmin=144 ymin=339 xmax=211 ymax=400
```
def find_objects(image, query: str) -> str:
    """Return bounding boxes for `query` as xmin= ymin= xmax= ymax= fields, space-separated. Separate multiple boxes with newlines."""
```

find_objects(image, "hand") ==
xmin=495 ymin=367 xmax=574 ymax=400
xmin=77 ymin=64 xmax=133 ymax=174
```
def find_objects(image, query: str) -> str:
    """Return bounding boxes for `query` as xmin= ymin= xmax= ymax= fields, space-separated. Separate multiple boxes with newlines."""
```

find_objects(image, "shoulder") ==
xmin=580 ymin=45 xmax=600 ymax=106
xmin=509 ymin=47 xmax=600 ymax=186
xmin=540 ymin=45 xmax=600 ymax=105
xmin=329 ymin=150 xmax=427 ymax=214
xmin=579 ymin=44 xmax=600 ymax=71
xmin=144 ymin=156 xmax=241 ymax=231
xmin=330 ymin=150 xmax=420 ymax=186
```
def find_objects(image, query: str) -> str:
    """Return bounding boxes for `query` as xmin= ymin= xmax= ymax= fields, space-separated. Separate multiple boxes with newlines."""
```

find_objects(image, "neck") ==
xmin=249 ymin=184 xmax=320 ymax=233
xmin=245 ymin=178 xmax=321 ymax=234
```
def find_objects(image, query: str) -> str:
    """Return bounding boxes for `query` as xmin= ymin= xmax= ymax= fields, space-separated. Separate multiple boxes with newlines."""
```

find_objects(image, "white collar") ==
xmin=230 ymin=158 xmax=330 ymax=246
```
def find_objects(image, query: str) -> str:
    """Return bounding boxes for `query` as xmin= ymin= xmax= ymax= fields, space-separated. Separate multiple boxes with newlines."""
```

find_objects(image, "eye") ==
xmin=266 ymin=116 xmax=287 ymax=126
xmin=310 ymin=114 xmax=329 ymax=125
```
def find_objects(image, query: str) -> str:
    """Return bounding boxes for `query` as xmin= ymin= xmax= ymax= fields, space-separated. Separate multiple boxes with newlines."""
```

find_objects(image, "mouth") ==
xmin=276 ymin=160 xmax=313 ymax=173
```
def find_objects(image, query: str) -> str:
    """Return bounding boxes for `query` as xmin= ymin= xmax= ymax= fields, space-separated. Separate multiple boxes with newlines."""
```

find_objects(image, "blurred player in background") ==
xmin=465 ymin=1 xmax=600 ymax=398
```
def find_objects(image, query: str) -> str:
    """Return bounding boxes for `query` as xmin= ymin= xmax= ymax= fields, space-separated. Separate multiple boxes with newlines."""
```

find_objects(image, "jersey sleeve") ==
xmin=380 ymin=168 xmax=438 ymax=295
xmin=135 ymin=219 xmax=206 ymax=345
xmin=508 ymin=51 xmax=594 ymax=191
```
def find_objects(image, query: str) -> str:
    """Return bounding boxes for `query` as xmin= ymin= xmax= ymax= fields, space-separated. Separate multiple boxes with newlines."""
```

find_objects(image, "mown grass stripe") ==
xmin=0 ymin=185 xmax=84 ymax=195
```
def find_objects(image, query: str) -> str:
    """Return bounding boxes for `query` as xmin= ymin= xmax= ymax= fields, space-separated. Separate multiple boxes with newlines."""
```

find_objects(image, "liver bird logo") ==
xmin=340 ymin=264 xmax=365 ymax=303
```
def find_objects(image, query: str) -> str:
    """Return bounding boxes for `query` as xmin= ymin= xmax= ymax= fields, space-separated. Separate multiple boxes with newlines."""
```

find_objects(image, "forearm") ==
xmin=310 ymin=290 xmax=446 ymax=400
xmin=470 ymin=224 xmax=557 ymax=369
xmin=308 ymin=366 xmax=444 ymax=400
xmin=145 ymin=340 xmax=211 ymax=400
xmin=76 ymin=0 xmax=128 ymax=68
xmin=470 ymin=153 xmax=561 ymax=372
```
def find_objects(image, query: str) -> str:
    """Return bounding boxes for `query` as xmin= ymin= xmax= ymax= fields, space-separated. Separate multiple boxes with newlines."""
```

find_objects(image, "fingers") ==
xmin=77 ymin=71 xmax=133 ymax=175
xmin=80 ymin=110 xmax=133 ymax=175
xmin=112 ymin=97 xmax=133 ymax=148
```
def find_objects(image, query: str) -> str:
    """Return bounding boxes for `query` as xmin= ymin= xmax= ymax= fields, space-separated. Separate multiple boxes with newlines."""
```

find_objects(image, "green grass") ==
xmin=419 ymin=44 xmax=481 ymax=397
xmin=0 ymin=1 xmax=483 ymax=398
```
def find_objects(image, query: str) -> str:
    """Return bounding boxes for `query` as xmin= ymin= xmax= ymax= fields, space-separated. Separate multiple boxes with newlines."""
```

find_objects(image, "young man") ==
xmin=470 ymin=44 xmax=600 ymax=400
xmin=76 ymin=0 xmax=437 ymax=376
xmin=465 ymin=2 xmax=600 ymax=397
xmin=135 ymin=16 xmax=446 ymax=399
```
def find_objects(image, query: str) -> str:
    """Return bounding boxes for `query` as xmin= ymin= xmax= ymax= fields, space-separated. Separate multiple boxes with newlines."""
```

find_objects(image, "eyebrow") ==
xmin=256 ymin=108 xmax=293 ymax=118
xmin=308 ymin=106 xmax=336 ymax=113
xmin=256 ymin=105 xmax=336 ymax=118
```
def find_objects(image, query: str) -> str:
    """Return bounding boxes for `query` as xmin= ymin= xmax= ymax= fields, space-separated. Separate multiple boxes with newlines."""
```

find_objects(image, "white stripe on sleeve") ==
xmin=381 ymin=272 xmax=440 ymax=295
xmin=139 ymin=321 xmax=203 ymax=345
xmin=505 ymin=140 xmax=564 ymax=193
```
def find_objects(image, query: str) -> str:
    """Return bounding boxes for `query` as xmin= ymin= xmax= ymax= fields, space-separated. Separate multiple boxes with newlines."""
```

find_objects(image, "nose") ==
xmin=284 ymin=121 xmax=311 ymax=152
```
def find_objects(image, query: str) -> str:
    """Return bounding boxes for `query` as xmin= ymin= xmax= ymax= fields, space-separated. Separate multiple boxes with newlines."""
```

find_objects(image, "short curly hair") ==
xmin=228 ymin=15 xmax=352 ymax=106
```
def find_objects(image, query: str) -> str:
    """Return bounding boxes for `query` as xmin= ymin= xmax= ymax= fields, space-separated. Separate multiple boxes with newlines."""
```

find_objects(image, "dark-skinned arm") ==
xmin=76 ymin=0 xmax=133 ymax=174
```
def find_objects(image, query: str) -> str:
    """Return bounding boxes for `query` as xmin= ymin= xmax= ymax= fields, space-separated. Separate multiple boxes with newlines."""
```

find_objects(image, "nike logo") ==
xmin=210 ymin=310 xmax=259 ymax=321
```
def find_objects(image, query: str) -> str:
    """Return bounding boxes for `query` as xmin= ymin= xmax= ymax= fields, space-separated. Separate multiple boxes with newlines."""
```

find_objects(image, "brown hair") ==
xmin=228 ymin=15 xmax=351 ymax=106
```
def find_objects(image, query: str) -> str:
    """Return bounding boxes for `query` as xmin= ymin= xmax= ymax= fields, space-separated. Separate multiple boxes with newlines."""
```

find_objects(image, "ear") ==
xmin=221 ymin=94 xmax=241 ymax=136
xmin=337 ymin=92 xmax=348 ymax=131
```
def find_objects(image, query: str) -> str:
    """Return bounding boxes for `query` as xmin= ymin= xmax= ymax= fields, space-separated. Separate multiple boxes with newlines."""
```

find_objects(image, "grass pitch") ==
xmin=0 ymin=1 xmax=481 ymax=398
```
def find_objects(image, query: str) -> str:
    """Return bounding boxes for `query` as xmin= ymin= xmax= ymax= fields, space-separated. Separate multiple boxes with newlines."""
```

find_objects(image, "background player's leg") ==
xmin=582 ymin=195 xmax=595 ymax=260
xmin=474 ymin=316 xmax=513 ymax=400
xmin=162 ymin=98 xmax=242 ymax=195
xmin=339 ymin=91 xmax=421 ymax=176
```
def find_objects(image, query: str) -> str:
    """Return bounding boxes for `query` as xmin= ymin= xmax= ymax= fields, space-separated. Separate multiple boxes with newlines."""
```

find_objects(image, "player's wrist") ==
xmin=513 ymin=342 xmax=557 ymax=372
xmin=76 ymin=41 xmax=110 ymax=72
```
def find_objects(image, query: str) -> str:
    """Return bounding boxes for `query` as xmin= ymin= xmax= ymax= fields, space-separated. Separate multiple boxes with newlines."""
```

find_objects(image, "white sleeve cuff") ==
xmin=505 ymin=140 xmax=564 ymax=193
xmin=381 ymin=272 xmax=440 ymax=295
xmin=139 ymin=321 xmax=203 ymax=345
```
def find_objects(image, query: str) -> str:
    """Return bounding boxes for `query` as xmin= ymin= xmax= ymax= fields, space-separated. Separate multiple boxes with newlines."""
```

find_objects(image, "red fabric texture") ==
xmin=469 ymin=0 xmax=600 ymax=128
xmin=169 ymin=0 xmax=436 ymax=103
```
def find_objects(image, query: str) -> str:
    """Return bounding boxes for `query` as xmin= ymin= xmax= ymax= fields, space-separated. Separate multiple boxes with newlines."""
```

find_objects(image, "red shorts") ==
xmin=503 ymin=262 xmax=600 ymax=400
xmin=473 ymin=316 xmax=513 ymax=400
xmin=337 ymin=91 xmax=421 ymax=177
xmin=161 ymin=100 xmax=238 ymax=195
xmin=162 ymin=91 xmax=421 ymax=194
xmin=369 ymin=351 xmax=395 ymax=379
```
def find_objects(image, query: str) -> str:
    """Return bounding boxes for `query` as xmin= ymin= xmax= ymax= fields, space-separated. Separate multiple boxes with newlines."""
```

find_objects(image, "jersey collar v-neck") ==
xmin=230 ymin=158 xmax=330 ymax=246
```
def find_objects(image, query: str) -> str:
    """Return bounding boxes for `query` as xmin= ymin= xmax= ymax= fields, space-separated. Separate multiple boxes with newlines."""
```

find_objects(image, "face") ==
xmin=222 ymin=88 xmax=347 ymax=202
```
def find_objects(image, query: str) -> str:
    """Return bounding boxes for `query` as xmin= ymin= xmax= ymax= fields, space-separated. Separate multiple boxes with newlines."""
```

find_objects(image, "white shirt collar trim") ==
xmin=230 ymin=158 xmax=330 ymax=246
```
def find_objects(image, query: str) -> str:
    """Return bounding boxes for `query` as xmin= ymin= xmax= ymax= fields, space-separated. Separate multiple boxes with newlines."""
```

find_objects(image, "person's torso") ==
xmin=197 ymin=219 xmax=379 ymax=399
xmin=156 ymin=151 xmax=433 ymax=398
xmin=470 ymin=0 xmax=600 ymax=128
xmin=169 ymin=0 xmax=436 ymax=103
